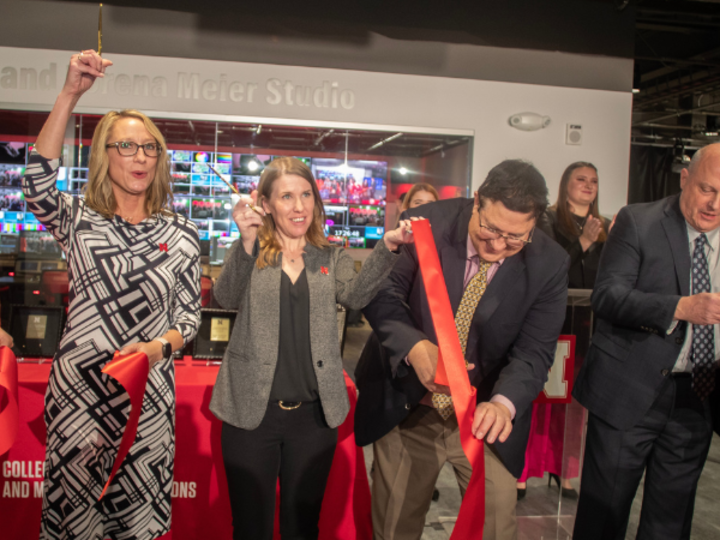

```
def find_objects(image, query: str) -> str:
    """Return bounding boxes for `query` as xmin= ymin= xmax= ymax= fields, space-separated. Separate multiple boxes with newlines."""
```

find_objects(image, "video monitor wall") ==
xmin=0 ymin=142 xmax=43 ymax=234
xmin=0 ymin=139 xmax=390 ymax=251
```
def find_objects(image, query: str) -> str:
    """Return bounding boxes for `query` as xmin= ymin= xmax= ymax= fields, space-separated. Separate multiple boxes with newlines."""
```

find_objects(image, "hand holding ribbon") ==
xmin=99 ymin=350 xmax=150 ymax=500
xmin=412 ymin=219 xmax=485 ymax=539
xmin=0 ymin=346 xmax=19 ymax=455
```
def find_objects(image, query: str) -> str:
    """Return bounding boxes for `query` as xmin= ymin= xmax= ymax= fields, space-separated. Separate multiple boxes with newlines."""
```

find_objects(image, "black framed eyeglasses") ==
xmin=106 ymin=141 xmax=161 ymax=158
xmin=477 ymin=219 xmax=534 ymax=248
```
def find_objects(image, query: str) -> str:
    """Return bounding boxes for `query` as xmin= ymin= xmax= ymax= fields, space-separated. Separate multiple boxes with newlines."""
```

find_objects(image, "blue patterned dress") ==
xmin=23 ymin=152 xmax=201 ymax=540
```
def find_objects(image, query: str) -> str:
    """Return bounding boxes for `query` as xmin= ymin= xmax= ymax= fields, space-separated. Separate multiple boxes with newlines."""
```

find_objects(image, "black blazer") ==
xmin=539 ymin=208 xmax=611 ymax=289
xmin=573 ymin=194 xmax=708 ymax=430
xmin=355 ymin=198 xmax=570 ymax=477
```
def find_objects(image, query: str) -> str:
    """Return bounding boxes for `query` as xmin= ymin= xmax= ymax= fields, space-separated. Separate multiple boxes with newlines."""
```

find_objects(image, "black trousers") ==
xmin=574 ymin=374 xmax=713 ymax=540
xmin=221 ymin=401 xmax=338 ymax=540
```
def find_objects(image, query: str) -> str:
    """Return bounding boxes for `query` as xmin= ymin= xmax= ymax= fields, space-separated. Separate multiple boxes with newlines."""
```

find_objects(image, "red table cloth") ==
xmin=0 ymin=358 xmax=372 ymax=540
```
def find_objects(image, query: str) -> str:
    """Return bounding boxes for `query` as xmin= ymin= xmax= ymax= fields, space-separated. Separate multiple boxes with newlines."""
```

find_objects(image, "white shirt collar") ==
xmin=686 ymin=222 xmax=720 ymax=252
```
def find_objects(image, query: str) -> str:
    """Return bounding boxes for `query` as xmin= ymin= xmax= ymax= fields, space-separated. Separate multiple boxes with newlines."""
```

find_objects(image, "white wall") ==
xmin=0 ymin=46 xmax=633 ymax=213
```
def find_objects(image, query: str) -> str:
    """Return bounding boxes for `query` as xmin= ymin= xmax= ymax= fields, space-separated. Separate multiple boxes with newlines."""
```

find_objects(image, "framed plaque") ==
xmin=192 ymin=308 xmax=237 ymax=360
xmin=9 ymin=305 xmax=65 ymax=358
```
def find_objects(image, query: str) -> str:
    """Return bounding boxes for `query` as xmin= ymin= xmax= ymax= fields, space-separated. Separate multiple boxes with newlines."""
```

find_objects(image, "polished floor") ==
xmin=343 ymin=320 xmax=720 ymax=540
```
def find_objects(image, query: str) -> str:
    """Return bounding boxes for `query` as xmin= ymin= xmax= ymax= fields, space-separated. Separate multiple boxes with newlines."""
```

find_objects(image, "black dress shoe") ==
xmin=548 ymin=473 xmax=578 ymax=499
xmin=517 ymin=488 xmax=526 ymax=500
xmin=432 ymin=488 xmax=440 ymax=501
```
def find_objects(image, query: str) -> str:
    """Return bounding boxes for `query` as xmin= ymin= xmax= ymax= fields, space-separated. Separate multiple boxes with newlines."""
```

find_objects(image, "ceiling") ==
xmin=631 ymin=0 xmax=720 ymax=147
xmin=13 ymin=1 xmax=720 ymax=150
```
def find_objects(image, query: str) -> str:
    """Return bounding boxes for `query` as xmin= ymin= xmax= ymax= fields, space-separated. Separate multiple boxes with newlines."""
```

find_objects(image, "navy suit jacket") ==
xmin=355 ymin=198 xmax=569 ymax=477
xmin=573 ymin=194 xmax=720 ymax=430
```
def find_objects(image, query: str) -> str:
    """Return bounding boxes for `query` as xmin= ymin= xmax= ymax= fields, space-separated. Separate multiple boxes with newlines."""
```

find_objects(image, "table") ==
xmin=0 ymin=357 xmax=372 ymax=540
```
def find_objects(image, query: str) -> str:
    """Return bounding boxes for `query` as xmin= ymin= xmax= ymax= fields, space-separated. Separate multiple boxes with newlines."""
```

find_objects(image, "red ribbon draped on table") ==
xmin=0 ymin=347 xmax=19 ymax=456
xmin=99 ymin=351 xmax=150 ymax=500
xmin=413 ymin=220 xmax=485 ymax=539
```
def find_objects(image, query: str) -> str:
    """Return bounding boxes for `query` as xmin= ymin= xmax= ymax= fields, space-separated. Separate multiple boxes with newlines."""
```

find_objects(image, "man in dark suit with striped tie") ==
xmin=355 ymin=160 xmax=570 ymax=540
xmin=573 ymin=143 xmax=720 ymax=540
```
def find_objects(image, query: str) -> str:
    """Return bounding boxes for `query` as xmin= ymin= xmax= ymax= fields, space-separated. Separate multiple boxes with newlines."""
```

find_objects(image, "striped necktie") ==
xmin=432 ymin=261 xmax=492 ymax=419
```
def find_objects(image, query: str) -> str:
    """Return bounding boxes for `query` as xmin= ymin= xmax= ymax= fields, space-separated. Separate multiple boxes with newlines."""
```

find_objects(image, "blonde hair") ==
xmin=401 ymin=183 xmax=439 ymax=213
xmin=85 ymin=110 xmax=173 ymax=219
xmin=256 ymin=157 xmax=329 ymax=269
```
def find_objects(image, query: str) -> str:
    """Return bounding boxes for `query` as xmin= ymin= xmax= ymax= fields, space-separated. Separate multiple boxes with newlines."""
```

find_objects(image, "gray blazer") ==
xmin=209 ymin=238 xmax=398 ymax=429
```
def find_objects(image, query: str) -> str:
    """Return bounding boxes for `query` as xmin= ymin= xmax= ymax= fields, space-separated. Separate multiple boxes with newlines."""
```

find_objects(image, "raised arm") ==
xmin=333 ymin=240 xmax=397 ymax=310
xmin=24 ymin=52 xmax=112 ymax=249
xmin=35 ymin=51 xmax=112 ymax=158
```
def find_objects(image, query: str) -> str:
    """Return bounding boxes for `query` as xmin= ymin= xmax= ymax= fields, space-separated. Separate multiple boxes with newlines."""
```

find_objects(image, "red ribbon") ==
xmin=0 ymin=346 xmax=19 ymax=456
xmin=413 ymin=220 xmax=485 ymax=539
xmin=99 ymin=351 xmax=150 ymax=500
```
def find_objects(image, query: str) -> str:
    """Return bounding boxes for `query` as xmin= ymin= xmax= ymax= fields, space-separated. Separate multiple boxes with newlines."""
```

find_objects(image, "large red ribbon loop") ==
xmin=413 ymin=220 xmax=485 ymax=539
xmin=99 ymin=351 xmax=150 ymax=500
xmin=0 ymin=346 xmax=19 ymax=455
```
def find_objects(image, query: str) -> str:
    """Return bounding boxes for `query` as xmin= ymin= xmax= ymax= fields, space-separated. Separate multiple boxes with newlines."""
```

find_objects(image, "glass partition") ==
xmin=0 ymin=109 xmax=473 ymax=321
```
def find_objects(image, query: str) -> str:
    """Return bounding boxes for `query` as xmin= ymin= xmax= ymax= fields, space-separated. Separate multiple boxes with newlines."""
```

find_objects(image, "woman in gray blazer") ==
xmin=209 ymin=157 xmax=413 ymax=540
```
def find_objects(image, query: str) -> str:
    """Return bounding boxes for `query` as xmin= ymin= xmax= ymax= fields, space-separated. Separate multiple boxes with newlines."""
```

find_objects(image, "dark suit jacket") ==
xmin=573 ymin=194 xmax=698 ymax=430
xmin=355 ymin=198 xmax=570 ymax=478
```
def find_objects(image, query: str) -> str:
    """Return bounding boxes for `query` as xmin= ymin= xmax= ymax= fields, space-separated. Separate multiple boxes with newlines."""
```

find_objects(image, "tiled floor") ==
xmin=343 ymin=320 xmax=720 ymax=539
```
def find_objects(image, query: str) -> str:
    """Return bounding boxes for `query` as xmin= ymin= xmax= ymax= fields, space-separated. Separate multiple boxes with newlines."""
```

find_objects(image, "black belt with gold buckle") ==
xmin=278 ymin=400 xmax=302 ymax=410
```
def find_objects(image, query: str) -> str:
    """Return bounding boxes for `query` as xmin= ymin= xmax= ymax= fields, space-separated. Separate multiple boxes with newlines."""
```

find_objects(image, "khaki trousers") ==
xmin=372 ymin=405 xmax=517 ymax=540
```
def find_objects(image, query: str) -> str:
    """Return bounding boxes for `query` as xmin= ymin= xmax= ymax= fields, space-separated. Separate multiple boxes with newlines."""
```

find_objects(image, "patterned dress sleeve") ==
xmin=23 ymin=151 xmax=78 ymax=252
xmin=169 ymin=217 xmax=202 ymax=345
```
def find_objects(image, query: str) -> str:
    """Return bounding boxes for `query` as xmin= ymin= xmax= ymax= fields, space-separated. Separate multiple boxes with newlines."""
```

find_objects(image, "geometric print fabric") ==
xmin=691 ymin=233 xmax=716 ymax=399
xmin=432 ymin=261 xmax=492 ymax=420
xmin=25 ymin=153 xmax=201 ymax=540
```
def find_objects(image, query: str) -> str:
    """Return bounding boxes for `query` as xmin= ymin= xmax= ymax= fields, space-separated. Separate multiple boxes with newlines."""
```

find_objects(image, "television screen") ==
xmin=173 ymin=162 xmax=192 ymax=173
xmin=232 ymin=175 xmax=259 ymax=194
xmin=213 ymin=184 xmax=231 ymax=196
xmin=0 ymin=233 xmax=18 ymax=255
xmin=324 ymin=205 xmax=347 ymax=228
xmin=0 ymin=164 xmax=24 ymax=187
xmin=193 ymin=151 xmax=212 ymax=163
xmin=349 ymin=205 xmax=385 ymax=227
xmin=0 ymin=191 xmax=25 ymax=212
xmin=172 ymin=198 xmax=190 ymax=218
xmin=18 ymin=230 xmax=62 ymax=259
xmin=191 ymin=199 xmax=230 ymax=221
xmin=212 ymin=220 xmax=229 ymax=232
xmin=209 ymin=236 xmax=238 ymax=264
xmin=232 ymin=154 xmax=271 ymax=176
xmin=172 ymin=150 xmax=192 ymax=162
xmin=0 ymin=142 xmax=26 ymax=165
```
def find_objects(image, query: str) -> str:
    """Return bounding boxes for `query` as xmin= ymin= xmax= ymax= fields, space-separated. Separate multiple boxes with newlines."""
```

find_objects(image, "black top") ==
xmin=539 ymin=208 xmax=610 ymax=290
xmin=269 ymin=269 xmax=319 ymax=402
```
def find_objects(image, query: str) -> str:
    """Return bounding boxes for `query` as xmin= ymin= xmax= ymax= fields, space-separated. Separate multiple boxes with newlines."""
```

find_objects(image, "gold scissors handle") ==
xmin=98 ymin=4 xmax=103 ymax=56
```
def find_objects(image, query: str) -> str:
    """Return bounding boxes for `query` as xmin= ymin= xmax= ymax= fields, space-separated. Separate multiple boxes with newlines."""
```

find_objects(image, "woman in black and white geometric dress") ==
xmin=24 ymin=50 xmax=201 ymax=540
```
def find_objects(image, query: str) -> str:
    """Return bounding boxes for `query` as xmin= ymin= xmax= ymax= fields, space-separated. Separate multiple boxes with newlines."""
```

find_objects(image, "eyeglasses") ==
xmin=477 ymin=218 xmax=534 ymax=248
xmin=106 ymin=141 xmax=161 ymax=158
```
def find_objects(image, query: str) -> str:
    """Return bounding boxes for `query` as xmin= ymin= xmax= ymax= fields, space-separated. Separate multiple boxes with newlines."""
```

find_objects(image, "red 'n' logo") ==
xmin=320 ymin=266 xmax=329 ymax=275
xmin=159 ymin=243 xmax=169 ymax=252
